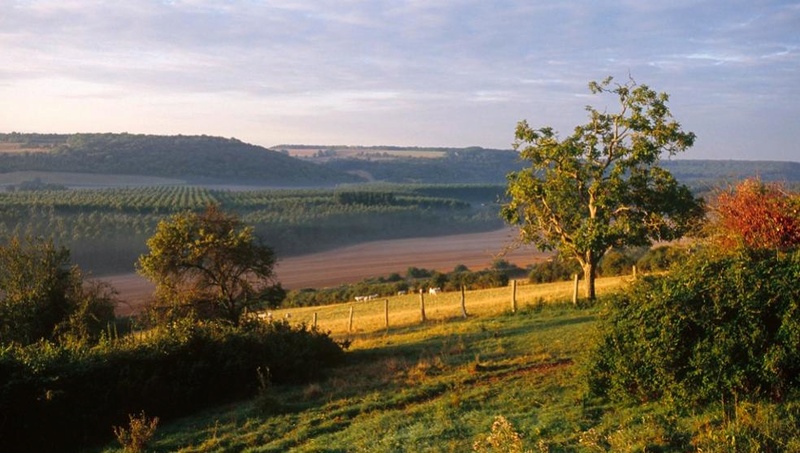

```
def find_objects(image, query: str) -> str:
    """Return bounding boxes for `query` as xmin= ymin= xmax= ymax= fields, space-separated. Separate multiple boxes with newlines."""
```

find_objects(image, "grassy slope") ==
xmin=99 ymin=275 xmax=800 ymax=451
xmin=99 ymin=278 xmax=625 ymax=452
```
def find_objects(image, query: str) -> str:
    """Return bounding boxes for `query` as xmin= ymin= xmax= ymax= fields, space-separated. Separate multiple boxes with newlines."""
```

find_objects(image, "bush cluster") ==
xmin=633 ymin=245 xmax=688 ymax=273
xmin=587 ymin=247 xmax=800 ymax=406
xmin=0 ymin=320 xmax=345 ymax=452
xmin=528 ymin=246 xmax=686 ymax=284
xmin=527 ymin=255 xmax=582 ymax=283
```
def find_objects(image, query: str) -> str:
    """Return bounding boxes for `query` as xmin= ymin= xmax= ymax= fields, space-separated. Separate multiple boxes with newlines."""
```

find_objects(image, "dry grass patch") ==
xmin=271 ymin=275 xmax=630 ymax=337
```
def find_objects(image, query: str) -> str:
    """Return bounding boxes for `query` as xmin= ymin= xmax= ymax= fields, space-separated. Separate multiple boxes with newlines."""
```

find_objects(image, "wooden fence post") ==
xmin=348 ymin=305 xmax=354 ymax=333
xmin=384 ymin=299 xmax=389 ymax=330
xmin=419 ymin=289 xmax=426 ymax=323
xmin=632 ymin=265 xmax=638 ymax=279
xmin=313 ymin=312 xmax=318 ymax=328
xmin=460 ymin=285 xmax=468 ymax=318
xmin=511 ymin=279 xmax=518 ymax=313
xmin=572 ymin=274 xmax=579 ymax=305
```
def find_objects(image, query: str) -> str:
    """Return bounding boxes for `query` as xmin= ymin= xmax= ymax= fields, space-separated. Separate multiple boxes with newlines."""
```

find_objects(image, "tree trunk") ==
xmin=582 ymin=262 xmax=597 ymax=301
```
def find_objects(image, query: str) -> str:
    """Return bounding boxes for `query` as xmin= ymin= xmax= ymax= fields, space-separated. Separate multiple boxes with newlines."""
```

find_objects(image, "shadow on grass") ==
xmin=148 ymin=303 xmax=601 ymax=452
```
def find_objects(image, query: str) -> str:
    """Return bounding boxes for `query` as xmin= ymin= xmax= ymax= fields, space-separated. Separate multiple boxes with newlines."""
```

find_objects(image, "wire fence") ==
xmin=268 ymin=274 xmax=631 ymax=337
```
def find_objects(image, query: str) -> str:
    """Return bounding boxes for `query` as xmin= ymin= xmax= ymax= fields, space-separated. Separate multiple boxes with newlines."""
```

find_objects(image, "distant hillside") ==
xmin=2 ymin=135 xmax=796 ymax=188
xmin=0 ymin=133 xmax=361 ymax=186
xmin=661 ymin=159 xmax=800 ymax=187
xmin=294 ymin=146 xmax=522 ymax=184
xmin=283 ymin=145 xmax=800 ymax=187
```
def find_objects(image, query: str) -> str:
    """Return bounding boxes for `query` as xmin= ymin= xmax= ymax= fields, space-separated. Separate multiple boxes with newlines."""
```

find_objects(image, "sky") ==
xmin=1 ymin=1 xmax=798 ymax=161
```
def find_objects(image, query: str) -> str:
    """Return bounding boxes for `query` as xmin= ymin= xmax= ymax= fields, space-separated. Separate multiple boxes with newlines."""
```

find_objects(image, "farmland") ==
xmin=109 ymin=227 xmax=548 ymax=316
xmin=0 ymin=184 xmax=506 ymax=276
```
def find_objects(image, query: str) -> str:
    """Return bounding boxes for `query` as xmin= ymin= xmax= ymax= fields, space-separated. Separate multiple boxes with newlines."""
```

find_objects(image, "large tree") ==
xmin=137 ymin=205 xmax=282 ymax=324
xmin=502 ymin=77 xmax=703 ymax=299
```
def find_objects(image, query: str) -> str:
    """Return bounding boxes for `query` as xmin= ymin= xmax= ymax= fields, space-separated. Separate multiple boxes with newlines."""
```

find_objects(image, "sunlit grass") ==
xmin=93 ymin=278 xmax=635 ymax=452
xmin=272 ymin=275 xmax=631 ymax=338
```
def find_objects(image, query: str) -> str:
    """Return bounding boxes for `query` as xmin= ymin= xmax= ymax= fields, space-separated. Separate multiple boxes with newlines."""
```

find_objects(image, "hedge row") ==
xmin=0 ymin=320 xmax=345 ymax=452
xmin=588 ymin=247 xmax=800 ymax=406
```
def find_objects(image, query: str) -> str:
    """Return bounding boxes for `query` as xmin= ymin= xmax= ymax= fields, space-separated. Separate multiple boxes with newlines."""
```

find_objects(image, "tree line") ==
xmin=0 ymin=132 xmax=359 ymax=185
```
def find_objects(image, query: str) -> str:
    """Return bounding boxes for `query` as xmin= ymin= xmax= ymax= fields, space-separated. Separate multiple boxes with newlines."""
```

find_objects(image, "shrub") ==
xmin=597 ymin=249 xmax=635 ymax=277
xmin=635 ymin=245 xmax=687 ymax=273
xmin=528 ymin=256 xmax=581 ymax=283
xmin=0 ymin=320 xmax=345 ymax=452
xmin=113 ymin=411 xmax=159 ymax=453
xmin=0 ymin=237 xmax=116 ymax=347
xmin=587 ymin=247 xmax=800 ymax=406
xmin=473 ymin=415 xmax=530 ymax=453
xmin=713 ymin=178 xmax=800 ymax=251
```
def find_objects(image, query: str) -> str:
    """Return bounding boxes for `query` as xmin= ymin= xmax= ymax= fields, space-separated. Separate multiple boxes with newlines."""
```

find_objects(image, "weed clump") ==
xmin=113 ymin=411 xmax=159 ymax=453
xmin=473 ymin=415 xmax=530 ymax=453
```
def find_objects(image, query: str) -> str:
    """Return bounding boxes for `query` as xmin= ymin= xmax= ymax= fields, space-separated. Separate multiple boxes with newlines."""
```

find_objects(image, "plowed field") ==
xmin=107 ymin=228 xmax=548 ymax=315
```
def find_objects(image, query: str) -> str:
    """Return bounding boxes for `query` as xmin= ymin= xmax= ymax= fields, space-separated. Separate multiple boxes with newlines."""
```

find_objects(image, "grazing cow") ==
xmin=429 ymin=287 xmax=441 ymax=295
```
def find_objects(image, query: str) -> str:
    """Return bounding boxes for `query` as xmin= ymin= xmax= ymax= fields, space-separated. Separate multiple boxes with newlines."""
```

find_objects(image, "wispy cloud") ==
xmin=0 ymin=0 xmax=798 ymax=160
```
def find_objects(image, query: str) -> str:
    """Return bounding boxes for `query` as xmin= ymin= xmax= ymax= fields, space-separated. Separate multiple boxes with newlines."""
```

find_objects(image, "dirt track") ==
xmin=106 ymin=228 xmax=548 ymax=316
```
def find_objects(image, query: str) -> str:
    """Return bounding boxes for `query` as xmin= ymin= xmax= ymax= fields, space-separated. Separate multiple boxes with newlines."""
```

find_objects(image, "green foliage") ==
xmin=528 ymin=256 xmax=582 ymax=283
xmin=0 ymin=320 xmax=345 ymax=452
xmin=597 ymin=249 xmax=636 ymax=277
xmin=137 ymin=205 xmax=279 ymax=325
xmin=325 ymin=148 xmax=524 ymax=184
xmin=502 ymin=76 xmax=703 ymax=299
xmin=634 ymin=245 xmax=688 ymax=272
xmin=588 ymin=246 xmax=800 ymax=406
xmin=335 ymin=190 xmax=397 ymax=206
xmin=55 ymin=280 xmax=118 ymax=347
xmin=0 ymin=184 xmax=501 ymax=274
xmin=690 ymin=401 xmax=800 ymax=451
xmin=0 ymin=237 xmax=116 ymax=346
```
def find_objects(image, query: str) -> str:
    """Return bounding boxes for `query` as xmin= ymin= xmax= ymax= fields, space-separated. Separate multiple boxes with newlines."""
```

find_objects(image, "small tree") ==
xmin=502 ymin=76 xmax=703 ymax=299
xmin=0 ymin=237 xmax=116 ymax=346
xmin=137 ymin=205 xmax=280 ymax=324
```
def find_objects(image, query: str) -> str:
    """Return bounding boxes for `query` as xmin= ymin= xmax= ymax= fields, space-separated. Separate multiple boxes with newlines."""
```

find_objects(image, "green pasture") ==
xmin=96 ymin=277 xmax=631 ymax=452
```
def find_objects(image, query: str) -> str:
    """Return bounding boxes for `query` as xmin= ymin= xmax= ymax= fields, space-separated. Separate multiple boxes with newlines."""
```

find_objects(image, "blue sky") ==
xmin=1 ymin=0 xmax=798 ymax=161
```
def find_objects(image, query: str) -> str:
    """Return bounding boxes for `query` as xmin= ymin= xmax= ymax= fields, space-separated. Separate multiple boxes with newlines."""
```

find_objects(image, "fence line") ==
xmin=273 ymin=274 xmax=631 ymax=337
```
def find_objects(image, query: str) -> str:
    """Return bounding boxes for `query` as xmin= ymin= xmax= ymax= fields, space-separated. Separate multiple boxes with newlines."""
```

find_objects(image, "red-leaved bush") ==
xmin=714 ymin=179 xmax=800 ymax=251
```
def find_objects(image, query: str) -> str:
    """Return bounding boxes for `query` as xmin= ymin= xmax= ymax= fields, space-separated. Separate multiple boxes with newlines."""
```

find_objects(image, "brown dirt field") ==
xmin=282 ymin=147 xmax=446 ymax=159
xmin=0 ymin=143 xmax=50 ymax=153
xmin=105 ymin=228 xmax=549 ymax=316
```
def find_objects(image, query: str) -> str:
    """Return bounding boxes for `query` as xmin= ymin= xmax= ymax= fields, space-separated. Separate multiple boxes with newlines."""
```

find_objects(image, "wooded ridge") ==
xmin=1 ymin=133 xmax=798 ymax=187
xmin=0 ymin=133 xmax=360 ymax=186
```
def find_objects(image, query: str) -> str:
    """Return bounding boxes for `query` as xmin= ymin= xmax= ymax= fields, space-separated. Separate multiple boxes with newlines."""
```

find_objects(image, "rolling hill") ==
xmin=0 ymin=133 xmax=362 ymax=186
xmin=279 ymin=144 xmax=800 ymax=187
xmin=1 ymin=133 xmax=797 ymax=188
